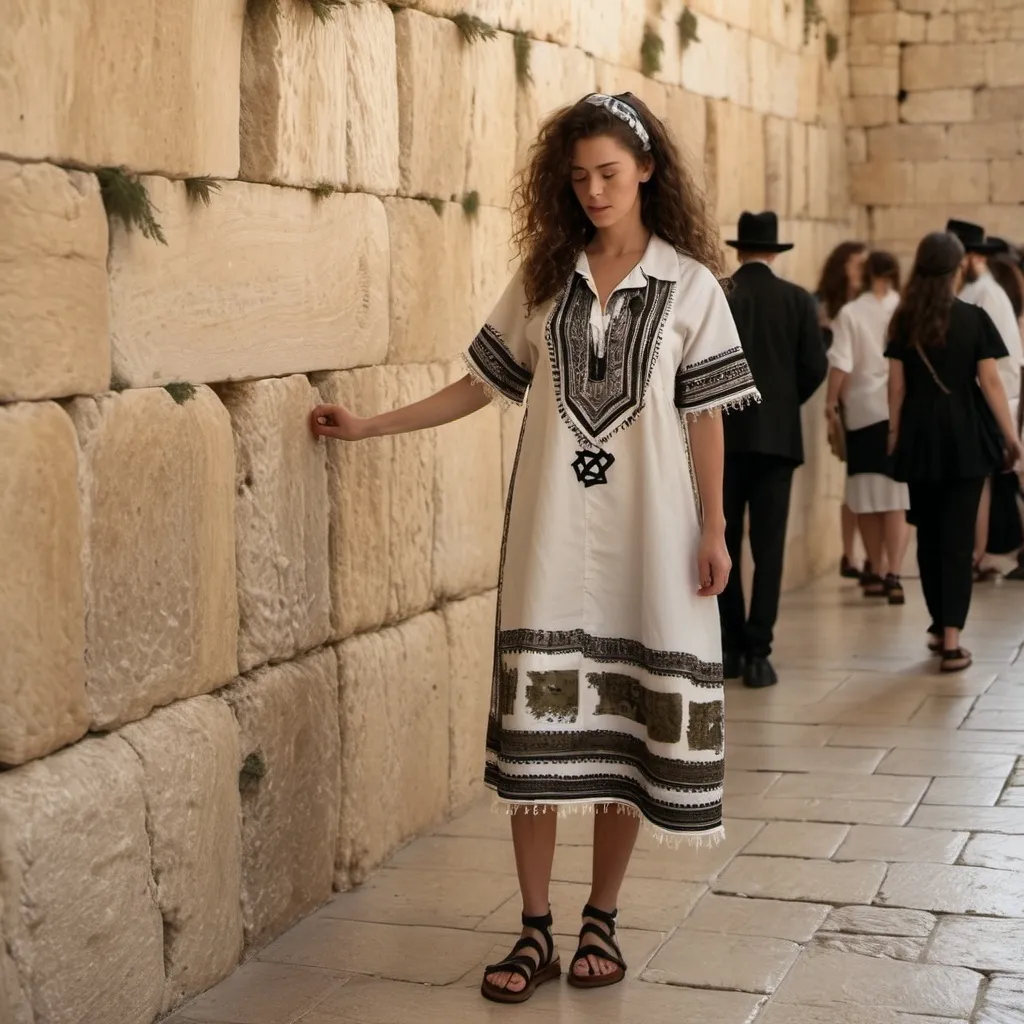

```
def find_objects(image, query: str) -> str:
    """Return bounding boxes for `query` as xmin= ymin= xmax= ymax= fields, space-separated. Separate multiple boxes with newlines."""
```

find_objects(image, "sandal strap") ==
xmin=570 ymin=943 xmax=627 ymax=972
xmin=483 ymin=957 xmax=534 ymax=982
xmin=581 ymin=903 xmax=618 ymax=932
xmin=520 ymin=910 xmax=555 ymax=963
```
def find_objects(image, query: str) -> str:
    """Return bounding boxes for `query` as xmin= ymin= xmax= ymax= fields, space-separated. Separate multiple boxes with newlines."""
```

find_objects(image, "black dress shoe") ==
xmin=723 ymin=650 xmax=745 ymax=680
xmin=743 ymin=656 xmax=778 ymax=689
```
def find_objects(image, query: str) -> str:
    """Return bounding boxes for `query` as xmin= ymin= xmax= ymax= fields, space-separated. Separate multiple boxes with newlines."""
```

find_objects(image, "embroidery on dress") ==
xmin=498 ymin=661 xmax=518 ymax=717
xmin=547 ymin=273 xmax=676 ymax=445
xmin=675 ymin=347 xmax=758 ymax=414
xmin=572 ymin=447 xmax=615 ymax=486
xmin=467 ymin=323 xmax=533 ymax=404
xmin=686 ymin=700 xmax=725 ymax=754
xmin=499 ymin=628 xmax=723 ymax=685
xmin=525 ymin=670 xmax=580 ymax=723
xmin=588 ymin=672 xmax=684 ymax=744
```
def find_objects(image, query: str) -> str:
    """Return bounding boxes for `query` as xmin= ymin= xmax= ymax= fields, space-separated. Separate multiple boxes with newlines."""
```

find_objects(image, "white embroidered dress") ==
xmin=465 ymin=236 xmax=759 ymax=845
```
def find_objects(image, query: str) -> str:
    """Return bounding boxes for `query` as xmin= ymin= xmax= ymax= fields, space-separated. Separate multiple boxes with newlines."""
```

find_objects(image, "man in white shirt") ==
xmin=947 ymin=220 xmax=1024 ymax=575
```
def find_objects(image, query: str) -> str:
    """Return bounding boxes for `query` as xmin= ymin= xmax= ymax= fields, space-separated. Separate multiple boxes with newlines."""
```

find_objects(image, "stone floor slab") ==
xmin=820 ymin=906 xmax=936 ymax=937
xmin=728 ymin=745 xmax=887 ymax=774
xmin=744 ymin=821 xmax=849 ymax=859
xmin=875 ymin=749 xmax=1016 ymax=778
xmin=878 ymin=863 xmax=1024 ymax=916
xmin=926 ymin=915 xmax=1024 ymax=972
xmin=766 ymin=772 xmax=929 ymax=803
xmin=725 ymin=770 xmax=783 ymax=796
xmin=975 ymin=975 xmax=1024 ymax=1024
xmin=771 ymin=947 xmax=981 ymax=1017
xmin=960 ymin=833 xmax=1024 ymax=871
xmin=923 ymin=776 xmax=1005 ymax=806
xmin=908 ymin=804 xmax=1024 ymax=833
xmin=834 ymin=825 xmax=968 ymax=864
xmin=681 ymin=893 xmax=829 ymax=942
xmin=643 ymin=931 xmax=800 ymax=994
xmin=756 ymin=1006 xmax=965 ymax=1024
xmin=724 ymin=796 xmax=915 ymax=826
xmin=811 ymin=934 xmax=926 ymax=961
xmin=714 ymin=856 xmax=886 ymax=904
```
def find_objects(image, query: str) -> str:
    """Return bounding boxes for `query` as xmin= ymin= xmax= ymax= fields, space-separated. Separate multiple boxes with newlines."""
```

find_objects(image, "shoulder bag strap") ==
xmin=913 ymin=340 xmax=952 ymax=397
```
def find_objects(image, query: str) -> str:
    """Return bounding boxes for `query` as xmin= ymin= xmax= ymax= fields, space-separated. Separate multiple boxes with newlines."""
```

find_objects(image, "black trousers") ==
xmin=719 ymin=453 xmax=796 ymax=657
xmin=911 ymin=477 xmax=985 ymax=632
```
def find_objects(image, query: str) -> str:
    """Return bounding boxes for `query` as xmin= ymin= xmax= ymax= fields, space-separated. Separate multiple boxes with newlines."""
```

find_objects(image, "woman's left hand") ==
xmin=697 ymin=527 xmax=731 ymax=597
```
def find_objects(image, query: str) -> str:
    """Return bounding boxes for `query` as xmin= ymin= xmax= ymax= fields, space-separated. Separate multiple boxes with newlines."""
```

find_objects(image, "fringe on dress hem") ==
xmin=678 ymin=389 xmax=762 ymax=424
xmin=461 ymin=353 xmax=517 ymax=410
xmin=489 ymin=796 xmax=726 ymax=851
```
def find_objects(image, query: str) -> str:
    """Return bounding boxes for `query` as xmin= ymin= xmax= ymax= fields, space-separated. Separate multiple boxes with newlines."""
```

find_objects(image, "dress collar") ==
xmin=574 ymin=234 xmax=680 ymax=291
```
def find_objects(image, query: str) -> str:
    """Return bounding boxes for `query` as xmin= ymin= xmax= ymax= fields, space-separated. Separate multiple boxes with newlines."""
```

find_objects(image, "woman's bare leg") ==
xmin=573 ymin=807 xmax=641 ymax=977
xmin=858 ymin=512 xmax=885 ymax=577
xmin=883 ymin=510 xmax=908 ymax=577
xmin=841 ymin=503 xmax=859 ymax=564
xmin=974 ymin=477 xmax=992 ymax=568
xmin=485 ymin=810 xmax=559 ymax=993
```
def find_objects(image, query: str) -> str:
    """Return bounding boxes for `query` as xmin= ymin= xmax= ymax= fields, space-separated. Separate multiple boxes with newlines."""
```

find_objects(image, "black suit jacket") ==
xmin=724 ymin=262 xmax=827 ymax=465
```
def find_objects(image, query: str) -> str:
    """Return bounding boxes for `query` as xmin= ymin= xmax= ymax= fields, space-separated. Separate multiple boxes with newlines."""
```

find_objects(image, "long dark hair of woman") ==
xmin=511 ymin=93 xmax=722 ymax=311
xmin=989 ymin=254 xmax=1024 ymax=319
xmin=888 ymin=232 xmax=965 ymax=351
xmin=866 ymin=250 xmax=901 ymax=293
xmin=816 ymin=241 xmax=867 ymax=320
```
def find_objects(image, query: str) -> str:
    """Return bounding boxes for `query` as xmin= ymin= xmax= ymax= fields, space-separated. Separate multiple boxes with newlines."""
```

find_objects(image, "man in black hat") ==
xmin=719 ymin=211 xmax=828 ymax=688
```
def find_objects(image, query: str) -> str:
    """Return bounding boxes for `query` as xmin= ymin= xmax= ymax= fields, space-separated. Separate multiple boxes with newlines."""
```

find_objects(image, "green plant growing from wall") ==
xmin=300 ymin=0 xmax=348 ymax=23
xmin=184 ymin=176 xmax=221 ymax=207
xmin=98 ymin=168 xmax=167 ymax=245
xmin=109 ymin=372 xmax=130 ymax=393
xmin=677 ymin=8 xmax=699 ymax=51
xmin=311 ymin=181 xmax=337 ymax=200
xmin=803 ymin=0 xmax=825 ymax=43
xmin=240 ymin=751 xmax=268 ymax=787
xmin=641 ymin=24 xmax=664 ymax=77
xmin=165 ymin=382 xmax=197 ymax=404
xmin=461 ymin=190 xmax=480 ymax=218
xmin=514 ymin=30 xmax=533 ymax=85
xmin=825 ymin=30 xmax=840 ymax=64
xmin=452 ymin=12 xmax=497 ymax=43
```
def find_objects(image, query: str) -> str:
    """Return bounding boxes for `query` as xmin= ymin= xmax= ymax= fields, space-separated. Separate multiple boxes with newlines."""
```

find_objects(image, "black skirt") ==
xmin=846 ymin=420 xmax=895 ymax=478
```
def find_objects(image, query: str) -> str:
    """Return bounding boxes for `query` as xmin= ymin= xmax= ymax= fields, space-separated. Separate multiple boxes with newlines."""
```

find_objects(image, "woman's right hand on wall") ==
xmin=310 ymin=404 xmax=370 ymax=442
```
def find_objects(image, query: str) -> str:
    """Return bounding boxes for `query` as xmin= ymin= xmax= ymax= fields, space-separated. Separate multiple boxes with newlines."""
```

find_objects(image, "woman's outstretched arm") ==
xmin=311 ymin=374 xmax=492 ymax=441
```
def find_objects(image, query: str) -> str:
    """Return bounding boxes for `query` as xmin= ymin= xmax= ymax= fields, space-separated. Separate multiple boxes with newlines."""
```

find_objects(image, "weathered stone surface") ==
xmin=835 ymin=825 xmax=967 ymax=864
xmin=745 ymin=821 xmax=849 ymax=859
xmin=434 ymin=365 xmax=503 ymax=600
xmin=991 ymin=159 xmax=1024 ymax=204
xmin=765 ymin=117 xmax=791 ymax=216
xmin=240 ymin=0 xmax=402 ymax=192
xmin=960 ymin=833 xmax=1024 ymax=872
xmin=915 ymin=160 xmax=989 ymax=204
xmin=119 ymin=697 xmax=244 ymax=1011
xmin=901 ymin=44 xmax=988 ymax=91
xmin=851 ymin=11 xmax=925 ymax=44
xmin=878 ymin=863 xmax=1024 ymax=917
xmin=0 ymin=403 xmax=88 ymax=766
xmin=976 ymin=87 xmax=1024 ymax=123
xmin=813 ymin=934 xmax=927 ymax=961
xmin=790 ymin=123 xmax=809 ymax=216
xmin=682 ymin=893 xmax=830 ymax=942
xmin=750 ymin=39 xmax=801 ymax=121
xmin=574 ymin=0 xmax=645 ymax=67
xmin=109 ymin=180 xmax=389 ymax=387
xmin=0 ymin=735 xmax=164 ymax=1024
xmin=336 ymin=613 xmax=450 ymax=888
xmin=850 ymin=162 xmax=915 ymax=205
xmin=900 ymin=88 xmax=975 ymax=124
xmin=845 ymin=95 xmax=900 ymax=127
xmin=681 ymin=16 xmax=734 ymax=101
xmin=947 ymin=122 xmax=1022 ymax=160
xmin=822 ymin=906 xmax=936 ymax=937
xmin=445 ymin=592 xmax=497 ymax=813
xmin=221 ymin=649 xmax=341 ymax=952
xmin=0 ymin=0 xmax=244 ymax=175
xmin=0 ymin=880 xmax=30 ymax=1024
xmin=850 ymin=66 xmax=900 ymax=97
xmin=69 ymin=387 xmax=238 ymax=729
xmin=709 ymin=100 xmax=766 ymax=224
xmin=867 ymin=124 xmax=947 ymax=162
xmin=665 ymin=88 xmax=708 ymax=184
xmin=976 ymin=975 xmax=1024 ymax=1024
xmin=715 ymin=856 xmax=886 ymax=904
xmin=989 ymin=40 xmax=1024 ymax=89
xmin=318 ymin=365 xmax=440 ymax=639
xmin=395 ymin=8 xmax=515 ymax=205
xmin=927 ymin=916 xmax=1024 ymax=973
xmin=219 ymin=375 xmax=330 ymax=673
xmin=0 ymin=162 xmax=109 ymax=402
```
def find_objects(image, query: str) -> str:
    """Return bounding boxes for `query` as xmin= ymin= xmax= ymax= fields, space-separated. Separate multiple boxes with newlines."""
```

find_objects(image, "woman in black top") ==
xmin=886 ymin=232 xmax=1022 ymax=672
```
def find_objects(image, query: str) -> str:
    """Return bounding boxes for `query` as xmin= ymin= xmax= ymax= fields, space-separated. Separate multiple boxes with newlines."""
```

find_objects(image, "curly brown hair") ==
xmin=888 ymin=232 xmax=965 ymax=350
xmin=815 ymin=241 xmax=867 ymax=321
xmin=511 ymin=93 xmax=723 ymax=311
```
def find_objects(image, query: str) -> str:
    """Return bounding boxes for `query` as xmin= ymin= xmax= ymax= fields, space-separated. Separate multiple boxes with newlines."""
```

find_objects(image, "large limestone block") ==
xmin=69 ymin=386 xmax=238 ymax=729
xmin=445 ymin=591 xmax=497 ymax=813
xmin=575 ymin=0 xmax=646 ymax=67
xmin=221 ymin=649 xmax=341 ymax=952
xmin=750 ymin=0 xmax=802 ymax=50
xmin=318 ymin=365 xmax=440 ymax=639
xmin=708 ymin=101 xmax=765 ymax=225
xmin=900 ymin=88 xmax=974 ymax=123
xmin=336 ymin=612 xmax=450 ymax=888
xmin=902 ymin=44 xmax=988 ymax=91
xmin=109 ymin=180 xmax=389 ymax=386
xmin=515 ymin=41 xmax=596 ymax=167
xmin=797 ymin=52 xmax=821 ymax=123
xmin=851 ymin=11 xmax=926 ymax=44
xmin=850 ymin=161 xmax=915 ymax=205
xmin=0 ymin=880 xmax=30 ymax=1024
xmin=0 ymin=736 xmax=164 ymax=1024
xmin=916 ymin=160 xmax=989 ymax=204
xmin=0 ymin=403 xmax=88 ymax=766
xmin=219 ymin=375 xmax=331 ymax=673
xmin=750 ymin=38 xmax=801 ymax=120
xmin=867 ymin=124 xmax=948 ymax=162
xmin=790 ymin=123 xmax=809 ymax=217
xmin=241 ymin=0 xmax=398 ymax=193
xmin=464 ymin=29 xmax=518 ymax=207
xmin=434 ymin=364 xmax=503 ymax=600
xmin=119 ymin=698 xmax=244 ymax=1011
xmin=681 ymin=16 xmax=734 ymax=100
xmin=765 ymin=117 xmax=791 ymax=217
xmin=844 ymin=95 xmax=899 ymax=127
xmin=664 ymin=89 xmax=708 ymax=184
xmin=0 ymin=0 xmax=243 ymax=176
xmin=0 ymin=162 xmax=109 ymax=402
xmin=947 ymin=122 xmax=1023 ymax=160
xmin=976 ymin=87 xmax=1024 ymax=123
xmin=989 ymin=41 xmax=1024 ymax=89
xmin=850 ymin=66 xmax=899 ymax=97
xmin=595 ymin=64 xmax=670 ymax=121
xmin=992 ymin=160 xmax=1024 ymax=204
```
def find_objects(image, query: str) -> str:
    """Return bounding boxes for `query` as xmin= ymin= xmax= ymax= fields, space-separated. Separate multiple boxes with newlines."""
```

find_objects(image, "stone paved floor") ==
xmin=166 ymin=573 xmax=1024 ymax=1024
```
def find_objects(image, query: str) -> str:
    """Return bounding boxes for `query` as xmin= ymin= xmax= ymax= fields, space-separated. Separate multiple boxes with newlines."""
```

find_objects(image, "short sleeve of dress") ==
xmin=827 ymin=306 xmax=855 ymax=374
xmin=976 ymin=306 xmax=1010 ymax=362
xmin=464 ymin=270 xmax=535 ymax=406
xmin=674 ymin=265 xmax=760 ymax=417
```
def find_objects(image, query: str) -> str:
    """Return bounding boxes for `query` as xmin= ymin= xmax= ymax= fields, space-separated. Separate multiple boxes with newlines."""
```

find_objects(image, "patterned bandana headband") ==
xmin=584 ymin=93 xmax=652 ymax=152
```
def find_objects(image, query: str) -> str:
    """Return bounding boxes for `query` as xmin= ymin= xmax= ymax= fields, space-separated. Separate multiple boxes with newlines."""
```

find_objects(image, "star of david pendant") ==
xmin=572 ymin=447 xmax=615 ymax=487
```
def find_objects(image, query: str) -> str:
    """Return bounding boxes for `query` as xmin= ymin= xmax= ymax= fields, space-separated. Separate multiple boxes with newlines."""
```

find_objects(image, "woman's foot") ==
xmin=861 ymin=572 xmax=886 ymax=597
xmin=973 ymin=560 xmax=999 ymax=582
xmin=858 ymin=560 xmax=875 ymax=586
xmin=568 ymin=904 xmax=627 ymax=989
xmin=940 ymin=647 xmax=972 ymax=673
xmin=481 ymin=911 xmax=561 ymax=1003
xmin=884 ymin=574 xmax=905 ymax=605
xmin=840 ymin=555 xmax=861 ymax=580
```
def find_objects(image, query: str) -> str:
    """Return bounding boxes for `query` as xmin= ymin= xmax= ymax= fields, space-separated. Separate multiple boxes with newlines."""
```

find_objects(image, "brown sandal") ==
xmin=885 ymin=574 xmax=905 ymax=605
xmin=481 ymin=910 xmax=561 ymax=1004
xmin=567 ymin=904 xmax=627 ymax=989
xmin=862 ymin=572 xmax=886 ymax=597
xmin=940 ymin=647 xmax=972 ymax=673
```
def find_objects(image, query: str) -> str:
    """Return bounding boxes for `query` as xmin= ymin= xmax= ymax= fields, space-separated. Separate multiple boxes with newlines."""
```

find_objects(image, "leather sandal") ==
xmin=861 ymin=572 xmax=886 ymax=597
xmin=940 ymin=647 xmax=972 ymax=673
xmin=567 ymin=904 xmax=627 ymax=989
xmin=884 ymin=574 xmax=905 ymax=605
xmin=481 ymin=910 xmax=561 ymax=1004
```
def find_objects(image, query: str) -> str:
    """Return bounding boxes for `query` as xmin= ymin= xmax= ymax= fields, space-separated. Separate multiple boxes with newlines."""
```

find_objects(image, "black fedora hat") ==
xmin=726 ymin=211 xmax=794 ymax=253
xmin=987 ymin=235 xmax=1012 ymax=255
xmin=946 ymin=219 xmax=1003 ymax=255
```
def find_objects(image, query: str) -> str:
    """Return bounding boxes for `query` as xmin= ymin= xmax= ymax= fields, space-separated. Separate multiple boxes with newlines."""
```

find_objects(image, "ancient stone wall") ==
xmin=848 ymin=0 xmax=1024 ymax=269
xmin=0 ymin=1 xmax=854 ymax=1020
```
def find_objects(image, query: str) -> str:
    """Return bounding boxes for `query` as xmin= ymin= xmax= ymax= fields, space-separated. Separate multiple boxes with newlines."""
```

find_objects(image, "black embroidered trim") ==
xmin=675 ymin=347 xmax=757 ymax=412
xmin=467 ymin=324 xmax=532 ymax=405
xmin=546 ymin=272 xmax=676 ymax=444
xmin=484 ymin=765 xmax=723 ymax=834
xmin=498 ymin=628 xmax=723 ymax=686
